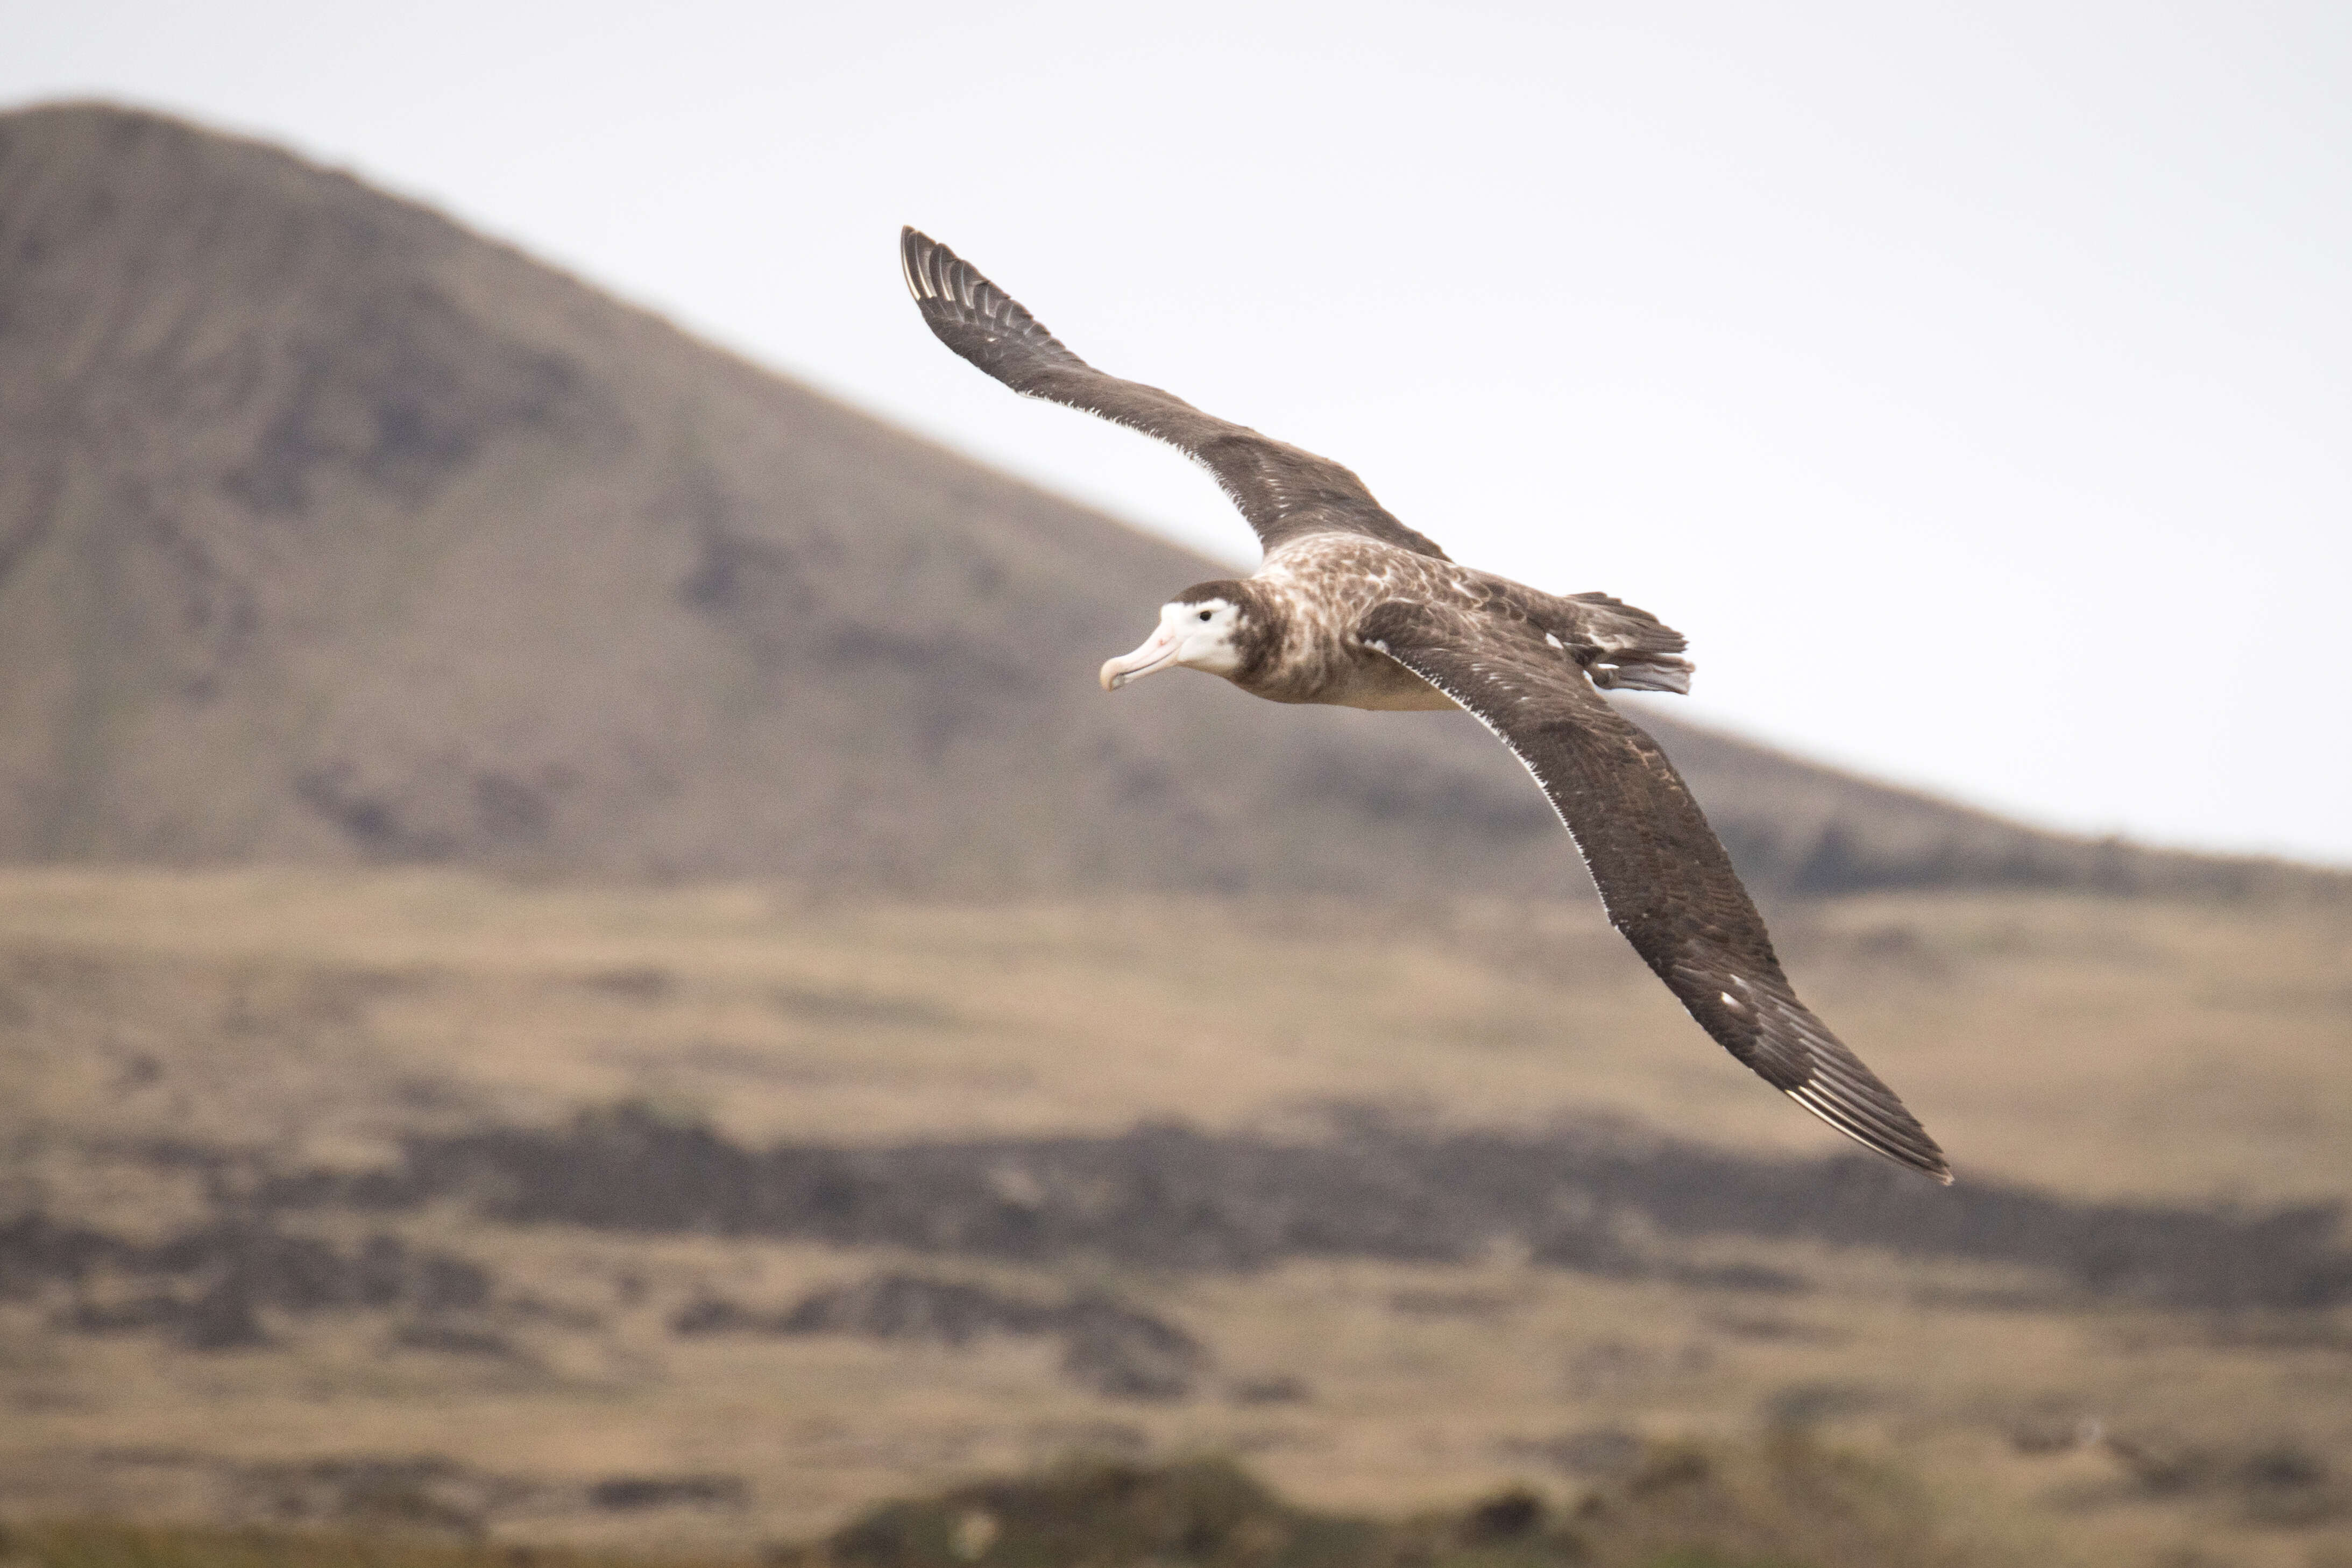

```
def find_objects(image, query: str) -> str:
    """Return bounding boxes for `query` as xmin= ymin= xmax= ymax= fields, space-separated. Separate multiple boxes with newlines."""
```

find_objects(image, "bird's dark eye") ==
xmin=1198 ymin=609 xmax=1213 ymax=621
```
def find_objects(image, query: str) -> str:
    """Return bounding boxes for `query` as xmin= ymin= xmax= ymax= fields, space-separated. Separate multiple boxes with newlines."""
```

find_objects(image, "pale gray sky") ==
xmin=7 ymin=1 xmax=2348 ymax=864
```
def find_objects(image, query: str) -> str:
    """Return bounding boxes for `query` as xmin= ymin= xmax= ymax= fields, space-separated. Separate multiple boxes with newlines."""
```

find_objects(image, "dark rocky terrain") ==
xmin=0 ymin=102 xmax=2330 ymax=900
xmin=233 ymin=1104 xmax=2352 ymax=1312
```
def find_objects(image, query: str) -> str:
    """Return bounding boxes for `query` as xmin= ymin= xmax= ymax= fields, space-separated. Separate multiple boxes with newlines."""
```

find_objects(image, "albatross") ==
xmin=900 ymin=228 xmax=1951 ymax=1184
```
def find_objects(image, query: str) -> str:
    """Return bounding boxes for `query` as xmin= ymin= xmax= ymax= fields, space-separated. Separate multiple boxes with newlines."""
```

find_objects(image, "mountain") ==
xmin=0 ymin=103 xmax=2329 ymax=900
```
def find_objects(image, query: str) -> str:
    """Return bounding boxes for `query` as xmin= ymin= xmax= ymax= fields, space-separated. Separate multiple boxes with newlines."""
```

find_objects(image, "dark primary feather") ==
xmin=1358 ymin=600 xmax=1952 ymax=1183
xmin=901 ymin=228 xmax=1451 ymax=561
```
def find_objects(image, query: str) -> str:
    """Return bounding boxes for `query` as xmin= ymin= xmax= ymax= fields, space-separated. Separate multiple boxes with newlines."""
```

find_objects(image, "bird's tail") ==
xmin=1568 ymin=592 xmax=1694 ymax=694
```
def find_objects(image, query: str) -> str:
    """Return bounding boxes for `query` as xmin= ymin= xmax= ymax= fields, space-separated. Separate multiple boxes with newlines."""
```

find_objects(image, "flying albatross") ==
xmin=900 ymin=228 xmax=1952 ymax=1184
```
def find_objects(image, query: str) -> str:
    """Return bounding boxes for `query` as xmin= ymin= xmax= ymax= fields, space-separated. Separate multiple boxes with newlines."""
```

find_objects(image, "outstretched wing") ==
xmin=901 ymin=228 xmax=1449 ymax=562
xmin=1359 ymin=600 xmax=1951 ymax=1182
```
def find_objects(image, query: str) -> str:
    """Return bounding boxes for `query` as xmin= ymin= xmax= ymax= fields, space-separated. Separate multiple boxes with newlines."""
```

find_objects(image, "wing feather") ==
xmin=1359 ymin=600 xmax=1951 ymax=1182
xmin=901 ymin=228 xmax=1450 ymax=561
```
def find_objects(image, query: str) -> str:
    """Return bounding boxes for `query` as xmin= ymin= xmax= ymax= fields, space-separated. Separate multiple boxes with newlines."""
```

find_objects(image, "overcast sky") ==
xmin=6 ymin=1 xmax=2347 ymax=865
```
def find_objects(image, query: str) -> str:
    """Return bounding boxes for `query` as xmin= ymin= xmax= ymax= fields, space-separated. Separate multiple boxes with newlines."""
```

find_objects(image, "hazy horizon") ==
xmin=6 ymin=1 xmax=2347 ymax=867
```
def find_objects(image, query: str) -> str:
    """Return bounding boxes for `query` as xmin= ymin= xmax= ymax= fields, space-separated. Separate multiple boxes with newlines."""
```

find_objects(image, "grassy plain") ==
xmin=1 ymin=867 xmax=2348 ymax=1566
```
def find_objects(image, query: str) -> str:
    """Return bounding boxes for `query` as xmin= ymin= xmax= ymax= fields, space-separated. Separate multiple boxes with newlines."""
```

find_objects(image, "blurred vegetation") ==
xmin=804 ymin=1445 xmax=1964 ymax=1568
xmin=1 ymin=1521 xmax=650 ymax=1568
xmin=6 ymin=1443 xmax=1980 ymax=1568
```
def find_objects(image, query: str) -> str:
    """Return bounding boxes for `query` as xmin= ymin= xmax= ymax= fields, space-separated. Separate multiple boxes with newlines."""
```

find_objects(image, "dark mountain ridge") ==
xmin=0 ymin=102 xmax=2333 ymax=901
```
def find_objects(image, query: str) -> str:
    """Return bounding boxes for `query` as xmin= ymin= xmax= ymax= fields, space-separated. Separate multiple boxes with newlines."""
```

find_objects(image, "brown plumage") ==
xmin=901 ymin=227 xmax=1951 ymax=1183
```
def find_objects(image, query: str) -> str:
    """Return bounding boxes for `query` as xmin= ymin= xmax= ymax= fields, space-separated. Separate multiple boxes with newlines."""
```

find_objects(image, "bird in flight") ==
xmin=900 ymin=228 xmax=1950 ymax=1183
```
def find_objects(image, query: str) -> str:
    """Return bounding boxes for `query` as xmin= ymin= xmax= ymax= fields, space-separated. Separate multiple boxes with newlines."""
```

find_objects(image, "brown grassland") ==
xmin=1 ymin=867 xmax=2348 ymax=1567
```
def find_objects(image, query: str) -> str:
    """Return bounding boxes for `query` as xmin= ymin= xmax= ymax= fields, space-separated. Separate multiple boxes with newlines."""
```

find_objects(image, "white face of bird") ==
xmin=1099 ymin=598 xmax=1248 ymax=690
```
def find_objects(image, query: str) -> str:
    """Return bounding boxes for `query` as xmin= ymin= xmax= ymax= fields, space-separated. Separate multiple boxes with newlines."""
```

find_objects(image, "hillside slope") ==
xmin=0 ymin=103 xmax=2324 ymax=899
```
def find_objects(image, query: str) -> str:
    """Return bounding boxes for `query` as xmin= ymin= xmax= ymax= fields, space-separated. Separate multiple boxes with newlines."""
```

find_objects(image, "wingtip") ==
xmin=1784 ymin=1080 xmax=1953 ymax=1186
xmin=1908 ymin=1143 xmax=1956 ymax=1186
xmin=898 ymin=227 xmax=977 ymax=313
xmin=899 ymin=227 xmax=936 ymax=303
xmin=894 ymin=231 xmax=1088 ymax=378
xmin=1882 ymin=1141 xmax=1957 ymax=1187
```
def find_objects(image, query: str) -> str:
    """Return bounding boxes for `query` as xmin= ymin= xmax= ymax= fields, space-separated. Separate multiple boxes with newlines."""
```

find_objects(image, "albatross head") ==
xmin=1099 ymin=581 xmax=1262 ymax=691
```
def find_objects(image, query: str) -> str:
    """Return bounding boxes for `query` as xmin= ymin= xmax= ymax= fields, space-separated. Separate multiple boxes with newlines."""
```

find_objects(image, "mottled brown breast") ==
xmin=1239 ymin=536 xmax=1478 ymax=708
